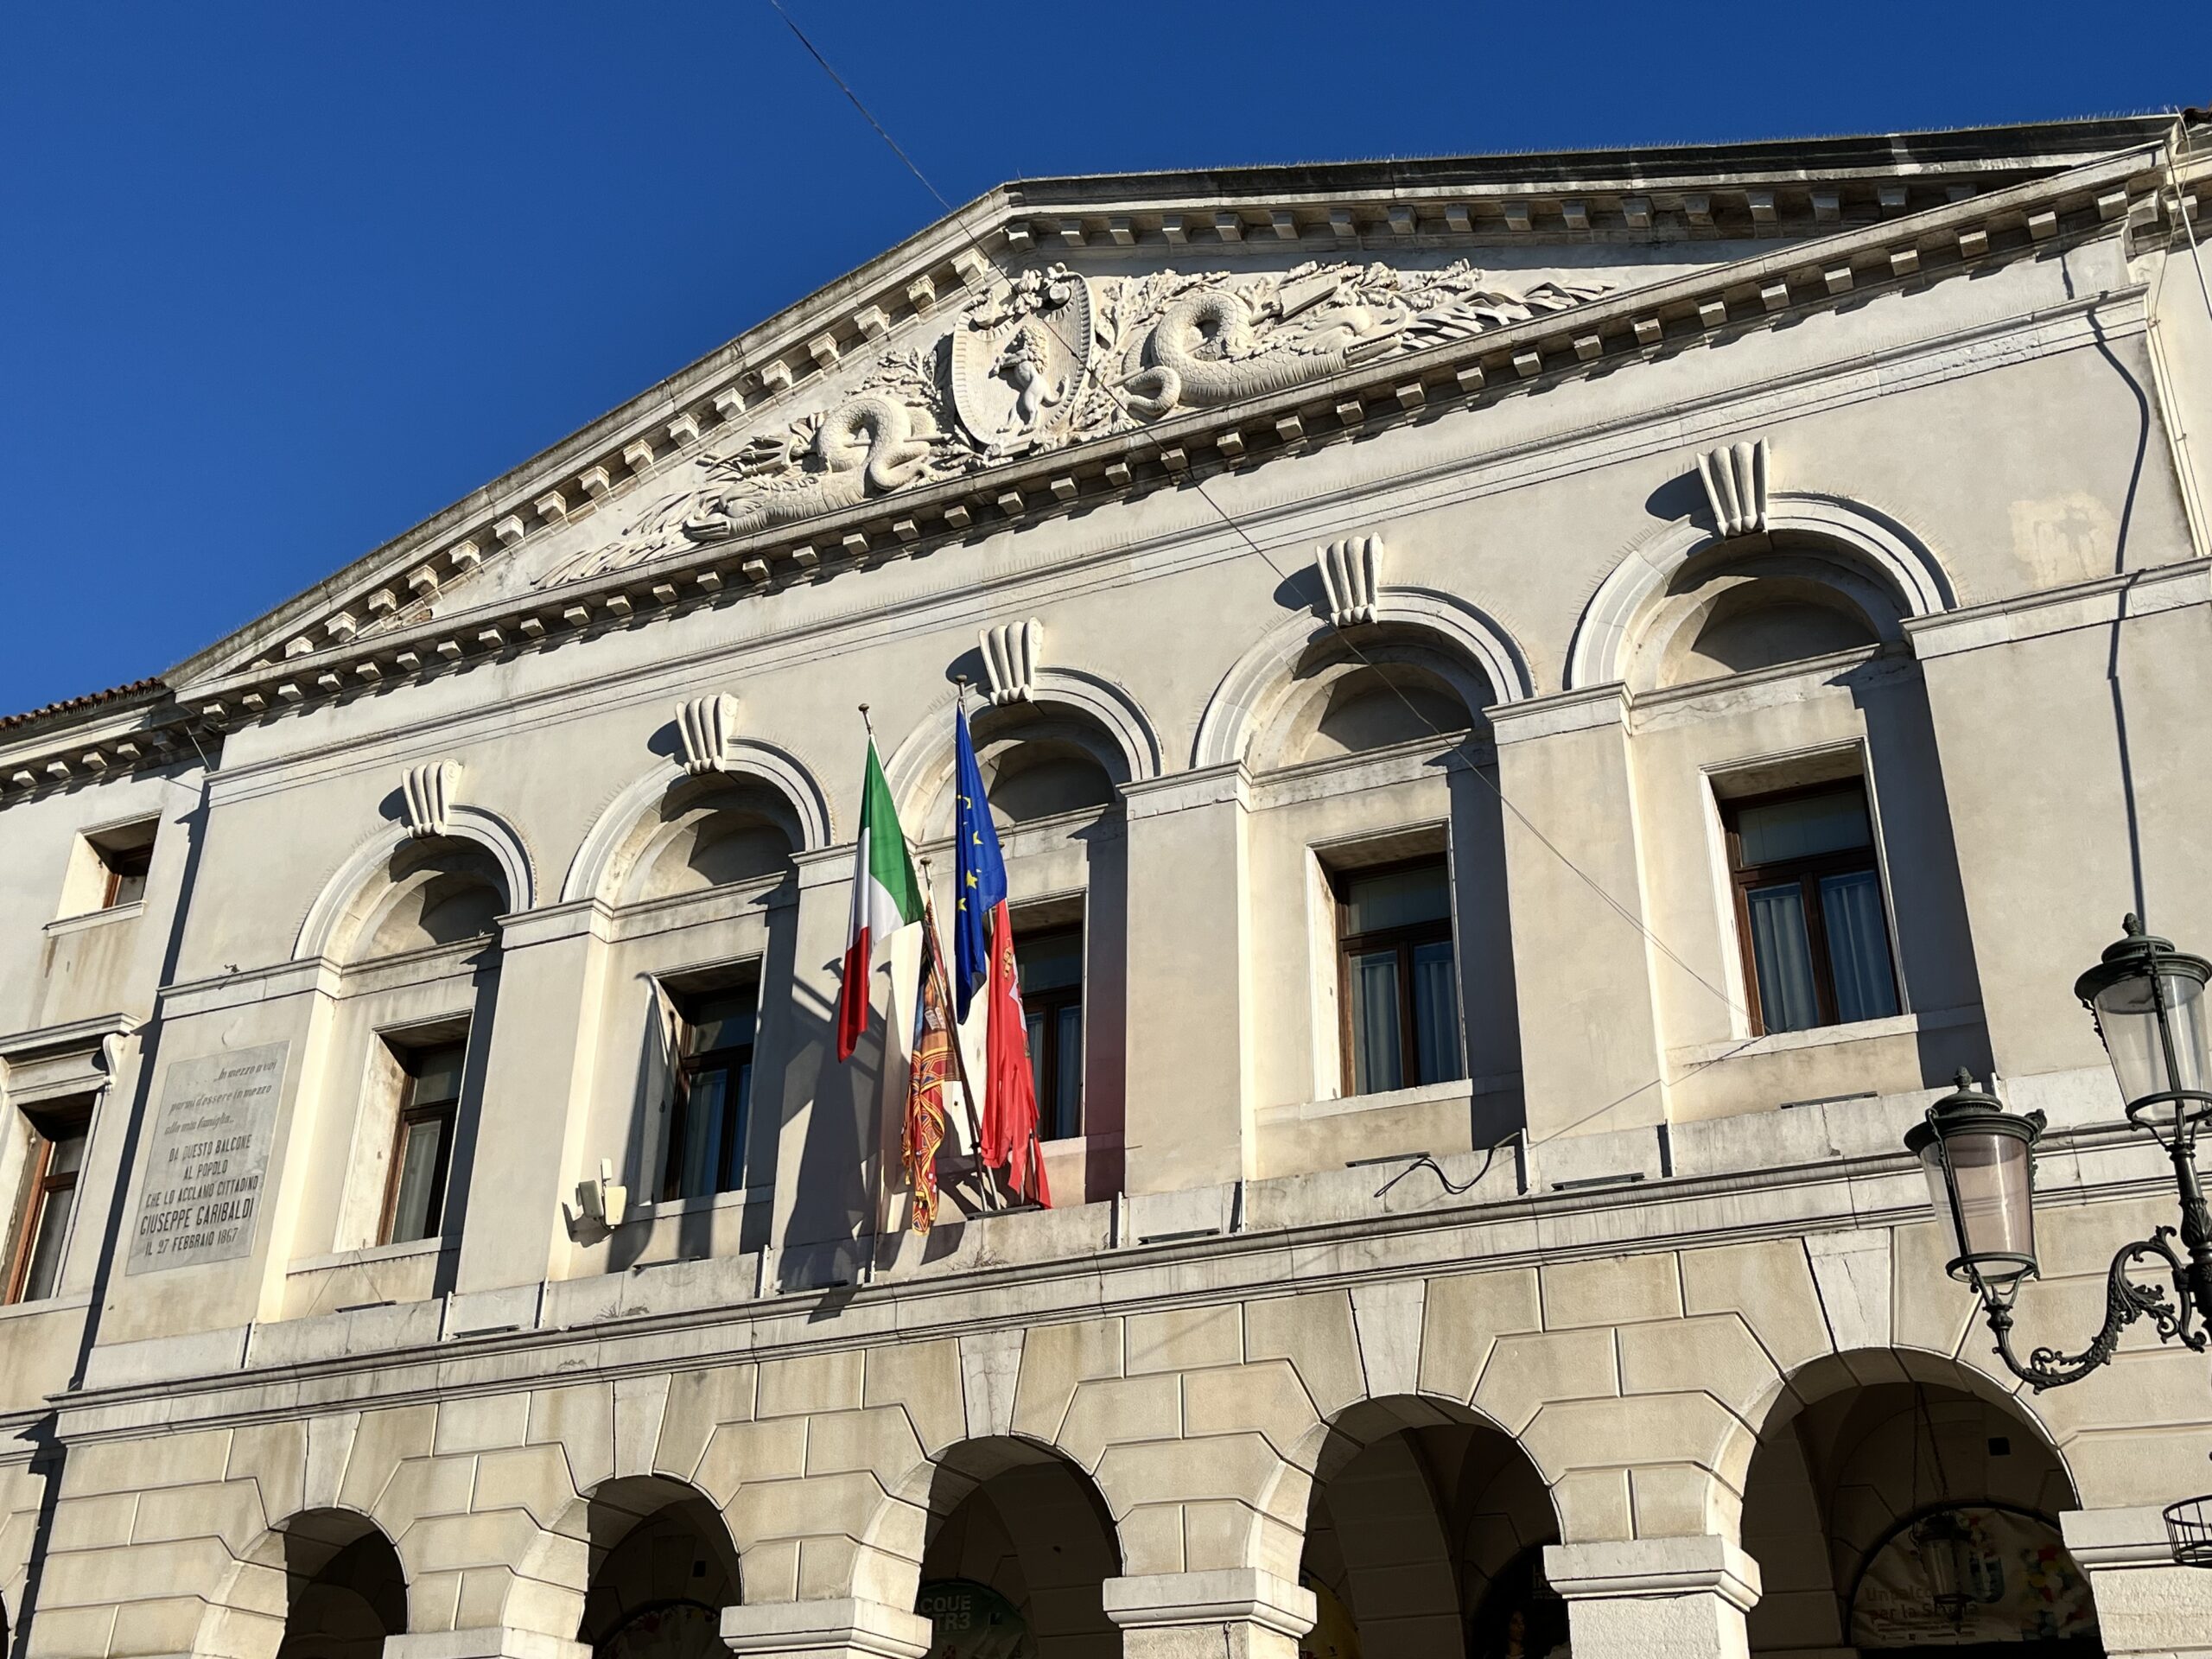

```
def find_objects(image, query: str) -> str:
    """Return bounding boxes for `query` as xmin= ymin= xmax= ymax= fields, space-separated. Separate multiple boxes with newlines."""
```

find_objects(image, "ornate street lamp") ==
xmin=1904 ymin=916 xmax=2212 ymax=1562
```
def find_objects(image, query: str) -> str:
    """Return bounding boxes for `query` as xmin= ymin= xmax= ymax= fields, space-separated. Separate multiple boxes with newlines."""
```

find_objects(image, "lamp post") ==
xmin=1904 ymin=915 xmax=2212 ymax=1562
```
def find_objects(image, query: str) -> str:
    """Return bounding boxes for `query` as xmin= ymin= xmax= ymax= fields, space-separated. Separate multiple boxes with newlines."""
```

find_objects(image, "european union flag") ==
xmin=952 ymin=704 xmax=1007 ymax=1021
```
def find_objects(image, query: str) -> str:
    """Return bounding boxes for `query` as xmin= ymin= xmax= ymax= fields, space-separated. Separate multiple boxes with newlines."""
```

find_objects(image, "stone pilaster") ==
xmin=1118 ymin=765 xmax=1255 ymax=1193
xmin=720 ymin=1599 xmax=933 ymax=1659
xmin=450 ymin=899 xmax=615 ymax=1296
xmin=1490 ymin=686 xmax=1669 ymax=1142
xmin=1544 ymin=1537 xmax=1760 ymax=1659
xmin=1103 ymin=1569 xmax=1317 ymax=1659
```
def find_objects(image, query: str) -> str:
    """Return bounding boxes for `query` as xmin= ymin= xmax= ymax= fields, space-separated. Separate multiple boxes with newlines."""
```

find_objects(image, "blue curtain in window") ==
xmin=1748 ymin=884 xmax=1821 ymax=1032
xmin=1411 ymin=941 xmax=1461 ymax=1085
xmin=1821 ymin=871 xmax=1899 ymax=1023
xmin=1351 ymin=950 xmax=1402 ymax=1093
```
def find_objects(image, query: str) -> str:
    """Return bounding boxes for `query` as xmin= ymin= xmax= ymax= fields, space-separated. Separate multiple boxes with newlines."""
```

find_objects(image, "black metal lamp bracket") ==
xmin=1986 ymin=1227 xmax=2209 ymax=1390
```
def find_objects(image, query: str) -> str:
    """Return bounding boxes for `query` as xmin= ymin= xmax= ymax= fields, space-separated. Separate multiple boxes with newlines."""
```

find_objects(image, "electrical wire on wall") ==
xmin=759 ymin=0 xmax=1798 ymax=1169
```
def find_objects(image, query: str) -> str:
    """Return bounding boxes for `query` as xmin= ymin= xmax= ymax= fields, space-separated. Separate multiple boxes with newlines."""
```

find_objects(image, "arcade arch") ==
xmin=274 ymin=1510 xmax=409 ymax=1659
xmin=575 ymin=1477 xmax=743 ymax=1659
xmin=1739 ymin=1353 xmax=2099 ymax=1655
xmin=1298 ymin=1397 xmax=1562 ymax=1659
xmin=912 ymin=1437 xmax=1122 ymax=1658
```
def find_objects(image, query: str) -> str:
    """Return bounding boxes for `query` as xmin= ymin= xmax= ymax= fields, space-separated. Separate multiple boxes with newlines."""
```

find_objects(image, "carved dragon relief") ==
xmin=518 ymin=258 xmax=1609 ymax=594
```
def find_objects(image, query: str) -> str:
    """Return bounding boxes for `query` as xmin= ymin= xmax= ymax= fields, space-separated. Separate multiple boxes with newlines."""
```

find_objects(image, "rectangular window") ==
xmin=381 ymin=1039 xmax=466 ymax=1244
xmin=98 ymin=840 xmax=152 ymax=909
xmin=1015 ymin=925 xmax=1084 ymax=1141
xmin=8 ymin=1105 xmax=90 ymax=1303
xmin=1336 ymin=859 xmax=1463 ymax=1096
xmin=1725 ymin=782 xmax=1900 ymax=1034
xmin=60 ymin=818 xmax=157 ymax=918
xmin=663 ymin=986 xmax=755 ymax=1202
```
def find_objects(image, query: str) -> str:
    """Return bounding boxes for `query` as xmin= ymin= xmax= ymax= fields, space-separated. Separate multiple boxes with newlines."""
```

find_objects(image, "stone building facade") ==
xmin=3 ymin=114 xmax=2212 ymax=1659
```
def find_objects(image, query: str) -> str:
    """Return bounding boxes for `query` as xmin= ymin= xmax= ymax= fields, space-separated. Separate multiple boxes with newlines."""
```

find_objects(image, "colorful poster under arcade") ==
xmin=1850 ymin=1505 xmax=2100 ymax=1647
xmin=125 ymin=1041 xmax=287 ymax=1274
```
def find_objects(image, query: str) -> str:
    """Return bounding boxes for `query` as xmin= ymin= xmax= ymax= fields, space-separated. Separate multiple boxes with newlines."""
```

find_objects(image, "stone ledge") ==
xmin=1103 ymin=1569 xmax=1317 ymax=1637
xmin=721 ymin=1599 xmax=933 ymax=1659
xmin=384 ymin=1630 xmax=591 ymax=1659
xmin=1544 ymin=1535 xmax=1762 ymax=1610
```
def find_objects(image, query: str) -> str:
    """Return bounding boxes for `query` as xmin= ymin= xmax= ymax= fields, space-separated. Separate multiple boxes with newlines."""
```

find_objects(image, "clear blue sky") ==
xmin=3 ymin=3 xmax=2205 ymax=716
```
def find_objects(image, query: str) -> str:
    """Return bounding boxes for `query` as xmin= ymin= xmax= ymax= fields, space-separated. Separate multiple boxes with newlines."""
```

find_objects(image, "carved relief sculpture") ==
xmin=676 ymin=693 xmax=741 ymax=776
xmin=1698 ymin=437 xmax=1770 ymax=539
xmin=1103 ymin=261 xmax=1609 ymax=423
xmin=980 ymin=619 xmax=1043 ymax=705
xmin=1317 ymin=535 xmax=1384 ymax=629
xmin=532 ymin=260 xmax=1609 ymax=593
xmin=402 ymin=760 xmax=461 ymax=839
xmin=951 ymin=268 xmax=1095 ymax=454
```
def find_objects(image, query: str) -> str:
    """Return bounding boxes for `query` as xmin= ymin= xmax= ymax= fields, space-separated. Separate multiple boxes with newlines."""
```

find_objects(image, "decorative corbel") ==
xmin=676 ymin=692 xmax=741 ymax=776
xmin=401 ymin=759 xmax=462 ymax=839
xmin=980 ymin=619 xmax=1043 ymax=706
xmin=1696 ymin=438 xmax=1770 ymax=539
xmin=1317 ymin=534 xmax=1383 ymax=629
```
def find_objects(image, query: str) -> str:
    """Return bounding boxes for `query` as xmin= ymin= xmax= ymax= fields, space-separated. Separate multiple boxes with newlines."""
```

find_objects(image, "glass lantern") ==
xmin=1911 ymin=1510 xmax=1975 ymax=1628
xmin=1905 ymin=1074 xmax=2044 ymax=1298
xmin=2075 ymin=916 xmax=2212 ymax=1141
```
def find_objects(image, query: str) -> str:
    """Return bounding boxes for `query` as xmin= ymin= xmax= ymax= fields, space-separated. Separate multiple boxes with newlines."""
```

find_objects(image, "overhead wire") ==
xmin=757 ymin=1 xmax=1770 ymax=1154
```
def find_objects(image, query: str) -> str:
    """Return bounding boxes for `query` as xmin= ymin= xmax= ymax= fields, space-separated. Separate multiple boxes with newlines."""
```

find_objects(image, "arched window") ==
xmin=337 ymin=838 xmax=511 ymax=962
xmin=1623 ymin=540 xmax=1907 ymax=695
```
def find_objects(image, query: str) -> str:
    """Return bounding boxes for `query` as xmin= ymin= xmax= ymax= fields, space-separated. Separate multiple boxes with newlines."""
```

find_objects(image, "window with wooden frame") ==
xmin=96 ymin=837 xmax=152 ymax=909
xmin=662 ymin=986 xmax=755 ymax=1202
xmin=1014 ymin=925 xmax=1084 ymax=1142
xmin=1335 ymin=858 xmax=1463 ymax=1096
xmin=8 ymin=1103 xmax=91 ymax=1304
xmin=380 ymin=1038 xmax=466 ymax=1244
xmin=1724 ymin=780 xmax=1900 ymax=1035
xmin=59 ymin=818 xmax=156 ymax=918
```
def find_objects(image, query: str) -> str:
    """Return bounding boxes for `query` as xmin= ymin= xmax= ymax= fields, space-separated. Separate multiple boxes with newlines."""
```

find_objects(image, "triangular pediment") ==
xmin=168 ymin=116 xmax=2174 ymax=691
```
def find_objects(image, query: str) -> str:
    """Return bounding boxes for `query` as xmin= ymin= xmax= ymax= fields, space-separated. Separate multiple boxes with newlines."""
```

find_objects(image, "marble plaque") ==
xmin=126 ymin=1040 xmax=287 ymax=1274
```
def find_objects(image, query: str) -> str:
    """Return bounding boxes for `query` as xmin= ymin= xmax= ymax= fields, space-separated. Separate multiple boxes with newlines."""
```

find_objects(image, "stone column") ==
xmin=2063 ymin=1505 xmax=2212 ymax=1656
xmin=1544 ymin=1537 xmax=1760 ymax=1659
xmin=1103 ymin=1569 xmax=1316 ymax=1659
xmin=720 ymin=1599 xmax=933 ymax=1659
xmin=384 ymin=1630 xmax=592 ymax=1659
xmin=1118 ymin=765 xmax=1255 ymax=1195
xmin=1491 ymin=687 xmax=1669 ymax=1143
xmin=449 ymin=899 xmax=615 ymax=1301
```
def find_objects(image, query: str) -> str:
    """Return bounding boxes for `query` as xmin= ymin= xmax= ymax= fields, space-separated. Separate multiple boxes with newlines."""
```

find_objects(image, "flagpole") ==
xmin=855 ymin=702 xmax=894 ymax=1276
xmin=918 ymin=862 xmax=1003 ymax=1214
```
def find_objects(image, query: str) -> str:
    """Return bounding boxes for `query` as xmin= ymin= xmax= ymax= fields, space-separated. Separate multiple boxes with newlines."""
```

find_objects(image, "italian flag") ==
xmin=836 ymin=737 xmax=924 ymax=1060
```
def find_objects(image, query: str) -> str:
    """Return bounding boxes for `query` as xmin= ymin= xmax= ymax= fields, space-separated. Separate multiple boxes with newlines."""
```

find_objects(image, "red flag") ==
xmin=980 ymin=901 xmax=1051 ymax=1206
xmin=903 ymin=920 xmax=953 ymax=1233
